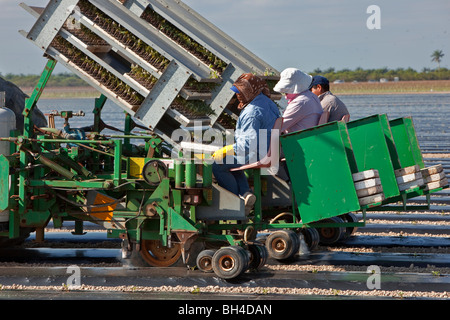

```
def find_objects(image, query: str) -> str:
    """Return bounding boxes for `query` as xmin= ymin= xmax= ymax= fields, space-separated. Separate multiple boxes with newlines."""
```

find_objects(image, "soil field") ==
xmin=20 ymin=86 xmax=99 ymax=99
xmin=20 ymin=80 xmax=450 ymax=99
xmin=332 ymin=80 xmax=450 ymax=95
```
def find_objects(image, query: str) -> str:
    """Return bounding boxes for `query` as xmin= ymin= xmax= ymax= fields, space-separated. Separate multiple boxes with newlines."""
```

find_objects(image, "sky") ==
xmin=0 ymin=0 xmax=449 ymax=75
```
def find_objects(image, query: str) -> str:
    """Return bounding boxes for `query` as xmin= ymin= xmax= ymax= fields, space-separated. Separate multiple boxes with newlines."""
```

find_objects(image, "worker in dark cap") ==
xmin=309 ymin=75 xmax=350 ymax=122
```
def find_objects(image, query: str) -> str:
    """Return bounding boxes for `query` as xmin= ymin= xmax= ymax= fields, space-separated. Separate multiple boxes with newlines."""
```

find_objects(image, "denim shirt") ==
xmin=233 ymin=93 xmax=280 ymax=164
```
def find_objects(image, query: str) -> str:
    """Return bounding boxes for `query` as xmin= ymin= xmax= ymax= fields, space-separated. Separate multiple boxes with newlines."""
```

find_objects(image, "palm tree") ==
xmin=431 ymin=50 xmax=444 ymax=70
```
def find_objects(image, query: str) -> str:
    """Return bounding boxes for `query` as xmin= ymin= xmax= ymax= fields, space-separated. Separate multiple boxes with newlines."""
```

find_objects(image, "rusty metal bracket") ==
xmin=172 ymin=230 xmax=198 ymax=264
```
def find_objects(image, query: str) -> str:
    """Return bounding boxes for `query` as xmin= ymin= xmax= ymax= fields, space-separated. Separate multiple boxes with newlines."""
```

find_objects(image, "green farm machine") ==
xmin=0 ymin=0 xmax=447 ymax=279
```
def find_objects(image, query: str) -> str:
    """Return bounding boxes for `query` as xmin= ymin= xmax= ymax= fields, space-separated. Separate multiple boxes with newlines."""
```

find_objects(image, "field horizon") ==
xmin=19 ymin=79 xmax=450 ymax=99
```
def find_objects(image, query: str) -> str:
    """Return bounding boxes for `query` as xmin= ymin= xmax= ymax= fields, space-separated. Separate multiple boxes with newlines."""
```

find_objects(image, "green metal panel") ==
xmin=280 ymin=121 xmax=360 ymax=224
xmin=22 ymin=59 xmax=57 ymax=138
xmin=346 ymin=114 xmax=400 ymax=200
xmin=379 ymin=114 xmax=402 ymax=170
xmin=185 ymin=160 xmax=196 ymax=188
xmin=0 ymin=155 xmax=10 ymax=211
xmin=389 ymin=117 xmax=425 ymax=169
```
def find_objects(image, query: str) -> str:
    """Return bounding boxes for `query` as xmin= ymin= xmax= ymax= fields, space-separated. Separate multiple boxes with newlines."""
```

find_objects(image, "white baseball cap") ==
xmin=273 ymin=68 xmax=313 ymax=94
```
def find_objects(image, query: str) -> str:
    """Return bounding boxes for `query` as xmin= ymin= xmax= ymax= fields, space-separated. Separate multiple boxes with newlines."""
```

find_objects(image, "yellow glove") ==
xmin=212 ymin=145 xmax=235 ymax=161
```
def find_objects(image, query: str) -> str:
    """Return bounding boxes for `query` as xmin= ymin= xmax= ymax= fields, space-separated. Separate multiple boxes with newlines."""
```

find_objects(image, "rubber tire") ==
xmin=212 ymin=246 xmax=249 ymax=279
xmin=341 ymin=213 xmax=359 ymax=240
xmin=265 ymin=230 xmax=300 ymax=261
xmin=317 ymin=216 xmax=345 ymax=245
xmin=196 ymin=249 xmax=216 ymax=273
xmin=300 ymin=228 xmax=320 ymax=251
xmin=229 ymin=245 xmax=251 ymax=271
xmin=247 ymin=244 xmax=268 ymax=270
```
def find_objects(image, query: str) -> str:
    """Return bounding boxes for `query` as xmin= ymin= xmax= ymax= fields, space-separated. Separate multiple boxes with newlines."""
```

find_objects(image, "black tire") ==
xmin=212 ymin=246 xmax=249 ymax=279
xmin=247 ymin=244 xmax=268 ymax=270
xmin=341 ymin=213 xmax=359 ymax=240
xmin=317 ymin=216 xmax=345 ymax=245
xmin=229 ymin=245 xmax=250 ymax=271
xmin=300 ymin=227 xmax=319 ymax=251
xmin=196 ymin=249 xmax=216 ymax=273
xmin=265 ymin=230 xmax=300 ymax=261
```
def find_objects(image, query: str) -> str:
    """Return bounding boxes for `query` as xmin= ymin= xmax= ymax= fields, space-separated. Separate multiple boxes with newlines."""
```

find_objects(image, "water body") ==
xmin=35 ymin=93 xmax=450 ymax=150
xmin=341 ymin=94 xmax=450 ymax=147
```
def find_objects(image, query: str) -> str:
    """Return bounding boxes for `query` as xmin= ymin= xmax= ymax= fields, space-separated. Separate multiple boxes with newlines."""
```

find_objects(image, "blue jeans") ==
xmin=212 ymin=159 xmax=250 ymax=197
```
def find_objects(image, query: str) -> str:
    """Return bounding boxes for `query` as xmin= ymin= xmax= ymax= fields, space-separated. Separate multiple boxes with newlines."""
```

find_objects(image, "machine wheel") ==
xmin=212 ymin=246 xmax=249 ymax=279
xmin=229 ymin=245 xmax=250 ymax=271
xmin=247 ymin=244 xmax=268 ymax=270
xmin=317 ymin=216 xmax=345 ymax=245
xmin=138 ymin=239 xmax=182 ymax=267
xmin=341 ymin=213 xmax=359 ymax=240
xmin=196 ymin=249 xmax=216 ymax=273
xmin=300 ymin=227 xmax=320 ymax=251
xmin=265 ymin=230 xmax=300 ymax=261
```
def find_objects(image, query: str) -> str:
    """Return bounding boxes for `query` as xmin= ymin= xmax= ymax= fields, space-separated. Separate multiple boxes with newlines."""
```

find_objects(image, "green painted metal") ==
xmin=11 ymin=59 xmax=58 ymax=239
xmin=380 ymin=115 xmax=402 ymax=171
xmin=202 ymin=163 xmax=212 ymax=188
xmin=389 ymin=117 xmax=425 ymax=169
xmin=201 ymin=162 xmax=213 ymax=206
xmin=174 ymin=160 xmax=185 ymax=188
xmin=252 ymin=169 xmax=263 ymax=222
xmin=22 ymin=59 xmax=57 ymax=138
xmin=113 ymin=139 xmax=123 ymax=183
xmin=93 ymin=94 xmax=107 ymax=132
xmin=387 ymin=116 xmax=448 ymax=203
xmin=36 ymin=153 xmax=77 ymax=180
xmin=73 ymin=220 xmax=85 ymax=235
xmin=346 ymin=114 xmax=400 ymax=200
xmin=123 ymin=112 xmax=132 ymax=155
xmin=168 ymin=207 xmax=198 ymax=232
xmin=280 ymin=121 xmax=361 ymax=224
xmin=20 ymin=209 xmax=52 ymax=228
xmin=184 ymin=160 xmax=196 ymax=188
xmin=92 ymin=94 xmax=107 ymax=173
xmin=0 ymin=155 xmax=10 ymax=211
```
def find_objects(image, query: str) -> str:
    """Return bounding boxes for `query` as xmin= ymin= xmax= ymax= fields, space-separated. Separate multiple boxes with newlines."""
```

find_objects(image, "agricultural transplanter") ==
xmin=1 ymin=0 xmax=446 ymax=280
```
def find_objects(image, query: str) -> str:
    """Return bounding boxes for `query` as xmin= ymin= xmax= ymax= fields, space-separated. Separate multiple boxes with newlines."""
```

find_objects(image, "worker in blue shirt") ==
xmin=212 ymin=73 xmax=280 ymax=214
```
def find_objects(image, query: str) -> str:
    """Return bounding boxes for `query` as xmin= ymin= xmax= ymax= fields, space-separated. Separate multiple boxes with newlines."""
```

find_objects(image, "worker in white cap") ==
xmin=273 ymin=68 xmax=323 ymax=133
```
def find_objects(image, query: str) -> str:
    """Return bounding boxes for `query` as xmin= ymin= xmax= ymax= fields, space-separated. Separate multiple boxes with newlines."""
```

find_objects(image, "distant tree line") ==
xmin=1 ymin=73 xmax=87 ymax=87
xmin=1 ymin=67 xmax=450 ymax=88
xmin=310 ymin=67 xmax=450 ymax=82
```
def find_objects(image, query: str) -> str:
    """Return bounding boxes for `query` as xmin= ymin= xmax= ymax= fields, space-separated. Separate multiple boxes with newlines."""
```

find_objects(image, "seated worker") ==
xmin=273 ymin=68 xmax=323 ymax=133
xmin=309 ymin=75 xmax=350 ymax=122
xmin=212 ymin=73 xmax=280 ymax=214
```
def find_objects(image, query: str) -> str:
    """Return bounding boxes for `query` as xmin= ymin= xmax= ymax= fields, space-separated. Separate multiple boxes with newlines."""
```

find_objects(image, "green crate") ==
xmin=280 ymin=121 xmax=360 ymax=224
xmin=389 ymin=116 xmax=448 ymax=199
xmin=346 ymin=114 xmax=400 ymax=200
xmin=389 ymin=117 xmax=424 ymax=169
